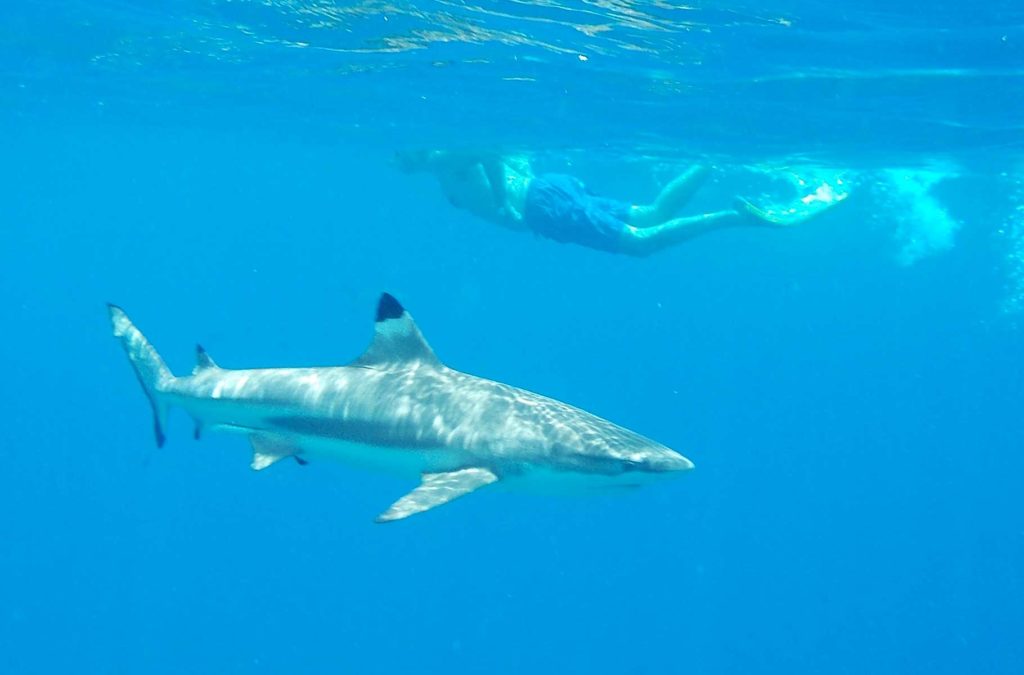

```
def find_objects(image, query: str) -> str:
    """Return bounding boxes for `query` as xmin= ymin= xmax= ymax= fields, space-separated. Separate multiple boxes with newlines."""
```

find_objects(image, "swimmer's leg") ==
xmin=619 ymin=210 xmax=748 ymax=256
xmin=630 ymin=165 xmax=712 ymax=228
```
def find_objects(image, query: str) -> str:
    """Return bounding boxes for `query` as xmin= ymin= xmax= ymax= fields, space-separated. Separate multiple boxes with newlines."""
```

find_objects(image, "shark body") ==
xmin=109 ymin=293 xmax=693 ymax=522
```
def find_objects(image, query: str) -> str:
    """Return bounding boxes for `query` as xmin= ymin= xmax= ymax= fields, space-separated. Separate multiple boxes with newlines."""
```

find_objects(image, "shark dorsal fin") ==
xmin=193 ymin=344 xmax=219 ymax=373
xmin=351 ymin=293 xmax=440 ymax=368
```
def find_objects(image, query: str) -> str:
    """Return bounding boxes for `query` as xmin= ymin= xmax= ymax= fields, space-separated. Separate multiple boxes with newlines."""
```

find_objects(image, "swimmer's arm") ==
xmin=424 ymin=149 xmax=498 ymax=175
xmin=430 ymin=152 xmax=508 ymax=204
xmin=453 ymin=154 xmax=528 ymax=207
xmin=478 ymin=156 xmax=508 ymax=205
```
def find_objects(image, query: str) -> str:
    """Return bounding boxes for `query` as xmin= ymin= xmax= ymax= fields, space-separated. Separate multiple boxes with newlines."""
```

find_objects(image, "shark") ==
xmin=109 ymin=293 xmax=693 ymax=522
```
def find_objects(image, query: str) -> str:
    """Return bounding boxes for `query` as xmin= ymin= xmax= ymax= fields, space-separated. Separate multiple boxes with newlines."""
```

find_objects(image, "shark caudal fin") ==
xmin=108 ymin=304 xmax=175 ymax=447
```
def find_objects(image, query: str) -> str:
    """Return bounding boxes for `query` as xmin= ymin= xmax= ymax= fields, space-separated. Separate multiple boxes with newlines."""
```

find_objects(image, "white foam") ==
xmin=875 ymin=168 xmax=960 ymax=265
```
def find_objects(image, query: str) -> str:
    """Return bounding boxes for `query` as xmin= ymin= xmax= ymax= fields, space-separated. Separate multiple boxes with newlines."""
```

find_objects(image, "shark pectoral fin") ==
xmin=249 ymin=435 xmax=301 ymax=471
xmin=376 ymin=467 xmax=498 ymax=523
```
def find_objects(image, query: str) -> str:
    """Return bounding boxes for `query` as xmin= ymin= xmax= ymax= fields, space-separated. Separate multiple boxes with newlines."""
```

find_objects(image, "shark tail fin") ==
xmin=108 ymin=304 xmax=175 ymax=447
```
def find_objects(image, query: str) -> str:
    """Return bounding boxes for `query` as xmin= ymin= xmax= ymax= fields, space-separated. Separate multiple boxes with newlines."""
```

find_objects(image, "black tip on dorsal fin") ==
xmin=194 ymin=344 xmax=218 ymax=371
xmin=351 ymin=293 xmax=440 ymax=368
xmin=376 ymin=293 xmax=405 ymax=322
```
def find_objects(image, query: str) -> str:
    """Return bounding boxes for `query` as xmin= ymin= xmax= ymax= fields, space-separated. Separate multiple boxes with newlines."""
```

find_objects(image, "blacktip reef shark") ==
xmin=109 ymin=294 xmax=693 ymax=522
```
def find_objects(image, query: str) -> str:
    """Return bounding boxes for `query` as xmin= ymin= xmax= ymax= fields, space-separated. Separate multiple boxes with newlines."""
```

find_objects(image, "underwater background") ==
xmin=2 ymin=1 xmax=1023 ymax=673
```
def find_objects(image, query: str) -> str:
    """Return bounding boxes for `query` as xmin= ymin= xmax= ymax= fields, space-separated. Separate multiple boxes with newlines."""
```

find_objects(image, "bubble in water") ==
xmin=873 ymin=168 xmax=960 ymax=266
xmin=1001 ymin=177 xmax=1024 ymax=316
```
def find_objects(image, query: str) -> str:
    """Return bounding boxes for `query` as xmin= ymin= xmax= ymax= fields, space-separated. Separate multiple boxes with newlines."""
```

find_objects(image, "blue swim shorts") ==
xmin=523 ymin=174 xmax=632 ymax=253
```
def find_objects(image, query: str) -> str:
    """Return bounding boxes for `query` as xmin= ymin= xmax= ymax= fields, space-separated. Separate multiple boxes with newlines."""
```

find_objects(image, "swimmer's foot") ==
xmin=737 ymin=183 xmax=850 ymax=228
xmin=735 ymin=197 xmax=817 ymax=227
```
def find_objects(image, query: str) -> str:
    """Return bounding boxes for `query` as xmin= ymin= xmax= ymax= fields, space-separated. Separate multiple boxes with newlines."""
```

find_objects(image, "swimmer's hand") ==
xmin=394 ymin=149 xmax=430 ymax=173
xmin=393 ymin=149 xmax=456 ymax=173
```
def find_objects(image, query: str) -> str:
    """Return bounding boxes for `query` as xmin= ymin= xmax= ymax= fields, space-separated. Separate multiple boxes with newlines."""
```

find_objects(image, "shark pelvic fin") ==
xmin=193 ymin=344 xmax=219 ymax=373
xmin=249 ymin=435 xmax=301 ymax=471
xmin=376 ymin=467 xmax=498 ymax=523
xmin=351 ymin=293 xmax=440 ymax=368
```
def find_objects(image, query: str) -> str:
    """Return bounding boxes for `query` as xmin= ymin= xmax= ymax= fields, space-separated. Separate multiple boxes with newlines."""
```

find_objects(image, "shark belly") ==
xmin=279 ymin=435 xmax=461 ymax=478
xmin=171 ymin=393 xmax=462 ymax=478
xmin=500 ymin=464 xmax=671 ymax=495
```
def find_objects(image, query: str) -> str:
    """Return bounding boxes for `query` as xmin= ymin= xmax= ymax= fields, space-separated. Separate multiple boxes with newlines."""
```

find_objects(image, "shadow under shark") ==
xmin=109 ymin=293 xmax=693 ymax=522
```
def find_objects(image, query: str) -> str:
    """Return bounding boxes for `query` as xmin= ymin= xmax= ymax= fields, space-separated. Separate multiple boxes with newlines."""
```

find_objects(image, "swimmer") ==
xmin=395 ymin=150 xmax=844 ymax=256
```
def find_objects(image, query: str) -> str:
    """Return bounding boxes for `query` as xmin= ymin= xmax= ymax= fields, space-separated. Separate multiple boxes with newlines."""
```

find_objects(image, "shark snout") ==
xmin=648 ymin=450 xmax=695 ymax=473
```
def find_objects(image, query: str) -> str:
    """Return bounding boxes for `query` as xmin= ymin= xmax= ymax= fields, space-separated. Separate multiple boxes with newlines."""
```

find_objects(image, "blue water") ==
xmin=2 ymin=2 xmax=1023 ymax=673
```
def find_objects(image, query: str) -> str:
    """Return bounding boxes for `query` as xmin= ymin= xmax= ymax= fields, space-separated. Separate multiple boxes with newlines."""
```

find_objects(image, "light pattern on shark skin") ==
xmin=109 ymin=293 xmax=693 ymax=522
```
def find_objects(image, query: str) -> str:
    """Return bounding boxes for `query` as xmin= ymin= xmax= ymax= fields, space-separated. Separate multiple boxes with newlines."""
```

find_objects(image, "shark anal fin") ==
xmin=249 ymin=435 xmax=301 ymax=471
xmin=376 ymin=467 xmax=498 ymax=523
xmin=294 ymin=456 xmax=309 ymax=466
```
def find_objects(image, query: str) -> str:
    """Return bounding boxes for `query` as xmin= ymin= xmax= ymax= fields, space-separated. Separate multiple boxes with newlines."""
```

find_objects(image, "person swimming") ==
xmin=396 ymin=150 xmax=846 ymax=256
